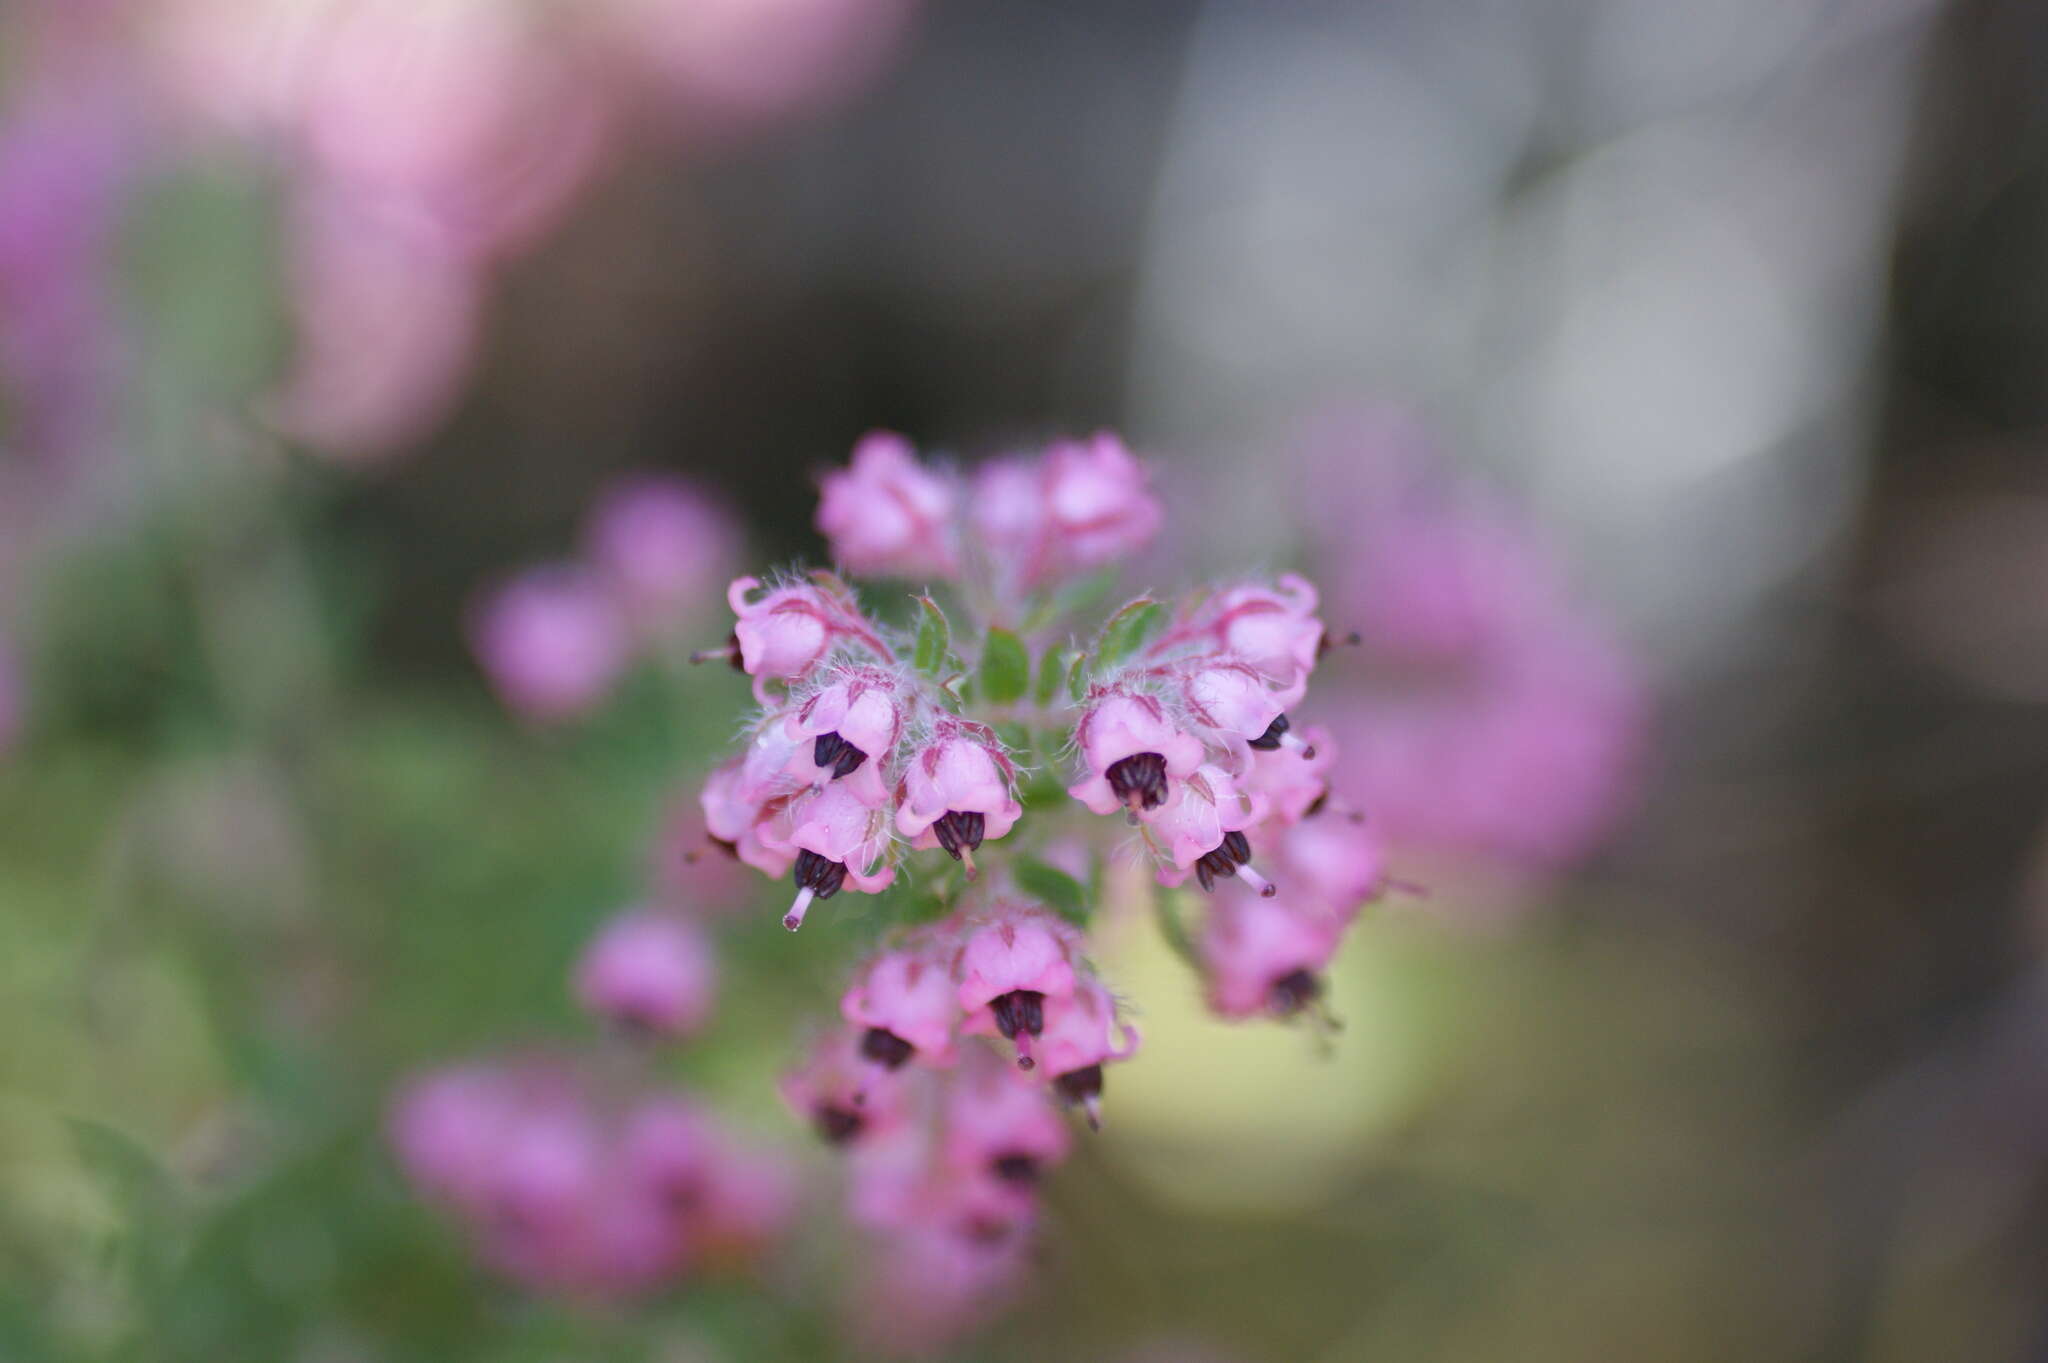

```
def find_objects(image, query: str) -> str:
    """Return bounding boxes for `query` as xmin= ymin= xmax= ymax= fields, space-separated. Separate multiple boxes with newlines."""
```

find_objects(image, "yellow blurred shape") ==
xmin=1089 ymin=889 xmax=1438 ymax=1214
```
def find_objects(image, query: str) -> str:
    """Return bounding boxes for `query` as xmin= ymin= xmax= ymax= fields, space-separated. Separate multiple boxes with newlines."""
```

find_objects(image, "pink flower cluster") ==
xmin=391 ymin=899 xmax=779 ymax=1298
xmin=390 ymin=1062 xmax=791 ymax=1297
xmin=815 ymin=428 xmax=1164 ymax=593
xmin=1300 ymin=411 xmax=1646 ymax=869
xmin=666 ymin=429 xmax=1395 ymax=1347
xmin=468 ymin=473 xmax=740 ymax=723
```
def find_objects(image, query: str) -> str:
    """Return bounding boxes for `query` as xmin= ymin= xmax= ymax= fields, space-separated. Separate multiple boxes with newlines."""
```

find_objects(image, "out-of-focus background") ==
xmin=5 ymin=0 xmax=2048 ymax=1359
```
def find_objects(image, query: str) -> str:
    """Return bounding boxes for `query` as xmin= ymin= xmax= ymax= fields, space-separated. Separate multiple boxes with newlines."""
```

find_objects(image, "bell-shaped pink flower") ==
xmin=767 ymin=781 xmax=897 ymax=930
xmin=1158 ymin=575 xmax=1327 ymax=689
xmin=1031 ymin=984 xmax=1140 ymax=1129
xmin=815 ymin=430 xmax=960 ymax=579
xmin=942 ymin=1044 xmax=1072 ymax=1194
xmin=723 ymin=575 xmax=888 ymax=702
xmin=783 ymin=666 xmax=904 ymax=808
xmin=692 ymin=1140 xmax=798 ymax=1268
xmin=468 ymin=563 xmax=630 ymax=723
xmin=841 ymin=935 xmax=965 ymax=1069
xmin=1201 ymin=891 xmax=1347 ymax=1020
xmin=273 ymin=189 xmax=483 ymax=459
xmin=617 ymin=1094 xmax=716 ymax=1204
xmin=1272 ymin=807 xmax=1387 ymax=920
xmin=572 ymin=908 xmax=717 ymax=1038
xmin=1038 ymin=432 xmax=1164 ymax=573
xmin=1067 ymin=690 xmax=1207 ymax=816
xmin=895 ymin=722 xmax=1022 ymax=872
xmin=584 ymin=474 xmax=740 ymax=627
xmin=699 ymin=759 xmax=796 ymax=878
xmin=1243 ymin=724 xmax=1336 ymax=826
xmin=966 ymin=457 xmax=1045 ymax=575
xmin=955 ymin=905 xmax=1082 ymax=1071
xmin=1146 ymin=764 xmax=1274 ymax=895
xmin=389 ymin=1064 xmax=522 ymax=1212
xmin=779 ymin=1026 xmax=909 ymax=1147
xmin=1179 ymin=659 xmax=1308 ymax=754
xmin=966 ymin=434 xmax=1162 ymax=589
xmin=844 ymin=1102 xmax=941 ymax=1232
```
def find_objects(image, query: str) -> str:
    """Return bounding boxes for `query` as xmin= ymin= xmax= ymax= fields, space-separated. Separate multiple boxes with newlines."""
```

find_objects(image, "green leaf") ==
xmin=911 ymin=596 xmax=951 ymax=677
xmin=1014 ymin=858 xmax=1089 ymax=926
xmin=1067 ymin=650 xmax=1090 ymax=702
xmin=68 ymin=1117 xmax=186 ymax=1307
xmin=1021 ymin=568 xmax=1119 ymax=633
xmin=977 ymin=627 xmax=1030 ymax=706
xmin=1093 ymin=597 xmax=1166 ymax=672
xmin=1034 ymin=643 xmax=1072 ymax=708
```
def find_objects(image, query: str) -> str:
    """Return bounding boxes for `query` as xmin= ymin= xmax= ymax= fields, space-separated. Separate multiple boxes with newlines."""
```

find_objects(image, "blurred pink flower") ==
xmin=272 ymin=0 xmax=613 ymax=261
xmin=391 ymin=1061 xmax=794 ymax=1298
xmin=584 ymin=474 xmax=742 ymax=630
xmin=573 ymin=908 xmax=719 ymax=1039
xmin=0 ymin=77 xmax=136 ymax=476
xmin=651 ymin=792 xmax=753 ymax=909
xmin=968 ymin=434 xmax=1163 ymax=590
xmin=271 ymin=193 xmax=484 ymax=458
xmin=1302 ymin=411 xmax=1648 ymax=869
xmin=815 ymin=431 xmax=960 ymax=580
xmin=1201 ymin=890 xmax=1347 ymax=1021
xmin=468 ymin=563 xmax=632 ymax=723
xmin=1322 ymin=628 xmax=1645 ymax=868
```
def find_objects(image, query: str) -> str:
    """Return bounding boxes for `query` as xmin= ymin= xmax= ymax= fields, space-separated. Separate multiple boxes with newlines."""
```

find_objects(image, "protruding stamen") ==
xmin=1236 ymin=863 xmax=1276 ymax=897
xmin=783 ymin=886 xmax=814 ymax=932
xmin=960 ymin=844 xmax=978 ymax=879
xmin=1317 ymin=629 xmax=1363 ymax=657
xmin=793 ymin=848 xmax=848 ymax=900
xmin=1013 ymin=1029 xmax=1035 ymax=1071
xmin=1279 ymin=730 xmax=1314 ymax=757
xmin=1247 ymin=713 xmax=1291 ymax=751
xmin=690 ymin=631 xmax=746 ymax=672
xmin=1052 ymin=1063 xmax=1104 ymax=1126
